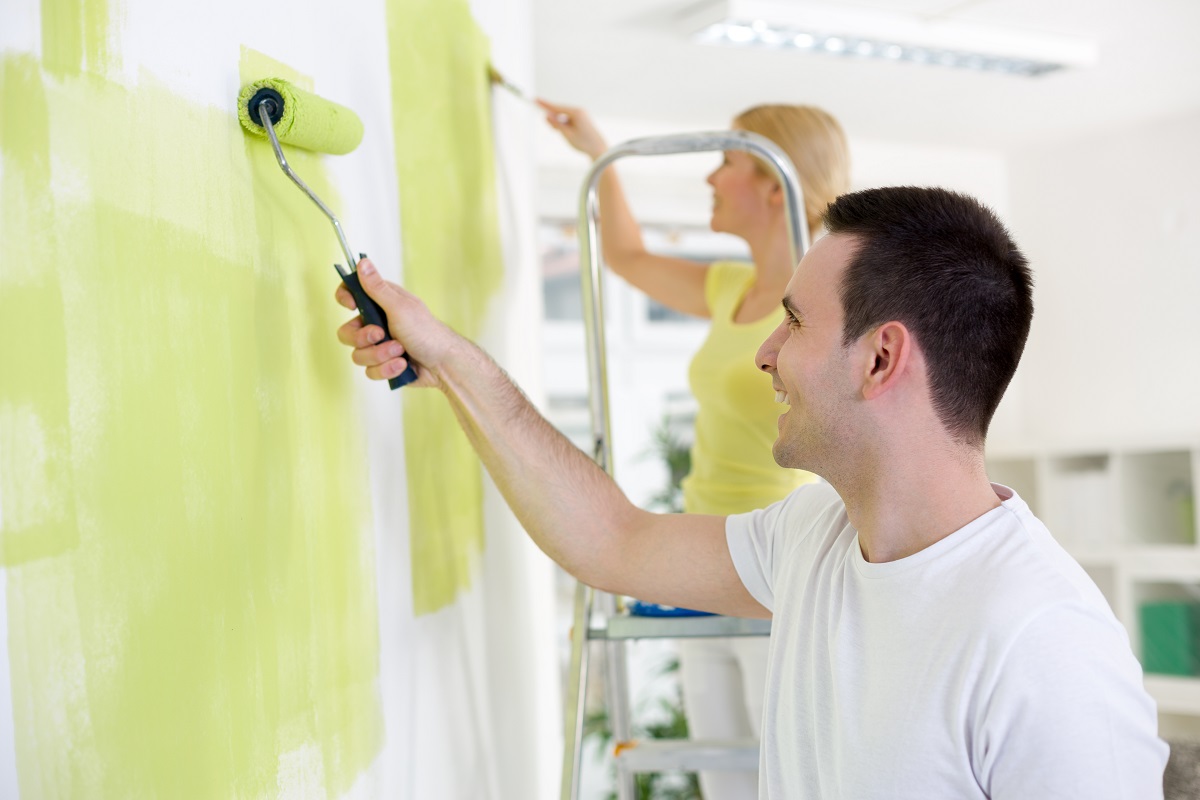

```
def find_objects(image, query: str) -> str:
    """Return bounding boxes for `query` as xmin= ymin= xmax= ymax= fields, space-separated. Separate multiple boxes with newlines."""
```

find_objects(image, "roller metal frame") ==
xmin=562 ymin=130 xmax=809 ymax=800
xmin=255 ymin=101 xmax=358 ymax=278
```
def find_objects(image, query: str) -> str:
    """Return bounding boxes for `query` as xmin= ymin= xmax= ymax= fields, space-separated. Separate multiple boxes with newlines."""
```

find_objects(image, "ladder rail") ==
xmin=561 ymin=130 xmax=809 ymax=800
xmin=600 ymin=594 xmax=634 ymax=800
xmin=560 ymin=581 xmax=592 ymax=800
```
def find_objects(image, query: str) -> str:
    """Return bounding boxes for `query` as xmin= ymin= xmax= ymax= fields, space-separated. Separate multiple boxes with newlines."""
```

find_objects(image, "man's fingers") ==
xmin=351 ymin=340 xmax=406 ymax=368
xmin=334 ymin=283 xmax=356 ymax=310
xmin=337 ymin=317 xmax=390 ymax=349
xmin=333 ymin=263 xmax=437 ymax=389
xmin=364 ymin=357 xmax=409 ymax=382
xmin=358 ymin=325 xmax=386 ymax=348
xmin=337 ymin=316 xmax=364 ymax=346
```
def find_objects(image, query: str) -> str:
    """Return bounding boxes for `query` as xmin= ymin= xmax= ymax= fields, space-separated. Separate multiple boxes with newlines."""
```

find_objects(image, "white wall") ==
xmin=469 ymin=2 xmax=562 ymax=799
xmin=1007 ymin=109 xmax=1200 ymax=443
xmin=0 ymin=1 xmax=556 ymax=799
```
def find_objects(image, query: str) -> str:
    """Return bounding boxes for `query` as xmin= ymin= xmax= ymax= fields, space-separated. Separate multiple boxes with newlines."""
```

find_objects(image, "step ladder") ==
xmin=561 ymin=131 xmax=810 ymax=800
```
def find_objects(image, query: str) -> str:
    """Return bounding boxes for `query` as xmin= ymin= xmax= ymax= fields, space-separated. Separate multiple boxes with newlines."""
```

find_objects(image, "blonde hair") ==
xmin=733 ymin=105 xmax=851 ymax=234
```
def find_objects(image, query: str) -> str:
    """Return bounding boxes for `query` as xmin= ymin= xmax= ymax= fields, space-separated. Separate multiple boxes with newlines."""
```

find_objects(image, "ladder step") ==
xmin=590 ymin=614 xmax=771 ymax=640
xmin=615 ymin=739 xmax=759 ymax=772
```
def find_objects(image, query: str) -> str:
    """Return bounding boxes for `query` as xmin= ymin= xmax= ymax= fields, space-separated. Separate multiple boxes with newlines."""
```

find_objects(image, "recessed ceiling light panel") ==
xmin=681 ymin=0 xmax=1098 ymax=77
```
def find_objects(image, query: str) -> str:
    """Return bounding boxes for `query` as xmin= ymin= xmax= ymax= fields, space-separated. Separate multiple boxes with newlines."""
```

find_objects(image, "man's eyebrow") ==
xmin=782 ymin=296 xmax=805 ymax=323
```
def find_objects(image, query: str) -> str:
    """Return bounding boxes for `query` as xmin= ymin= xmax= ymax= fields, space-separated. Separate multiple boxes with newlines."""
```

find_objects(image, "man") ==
xmin=336 ymin=187 xmax=1167 ymax=797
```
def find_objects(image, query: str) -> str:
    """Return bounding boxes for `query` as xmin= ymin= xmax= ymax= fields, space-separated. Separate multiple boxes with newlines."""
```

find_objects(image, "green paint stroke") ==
xmin=0 ymin=54 xmax=78 ymax=565
xmin=0 ymin=51 xmax=382 ymax=798
xmin=387 ymin=0 xmax=504 ymax=615
xmin=41 ymin=0 xmax=114 ymax=77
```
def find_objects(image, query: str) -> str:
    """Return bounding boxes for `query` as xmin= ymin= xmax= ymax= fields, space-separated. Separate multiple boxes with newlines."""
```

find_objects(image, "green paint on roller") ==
xmin=237 ymin=77 xmax=364 ymax=156
xmin=1 ymin=44 xmax=383 ymax=799
xmin=386 ymin=0 xmax=505 ymax=614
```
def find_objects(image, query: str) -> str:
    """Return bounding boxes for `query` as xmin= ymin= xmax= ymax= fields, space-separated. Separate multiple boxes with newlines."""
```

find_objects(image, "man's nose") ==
xmin=756 ymin=322 xmax=786 ymax=373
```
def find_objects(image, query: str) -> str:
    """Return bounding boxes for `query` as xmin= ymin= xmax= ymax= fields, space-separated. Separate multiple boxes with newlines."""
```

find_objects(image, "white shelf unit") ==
xmin=986 ymin=439 xmax=1200 ymax=718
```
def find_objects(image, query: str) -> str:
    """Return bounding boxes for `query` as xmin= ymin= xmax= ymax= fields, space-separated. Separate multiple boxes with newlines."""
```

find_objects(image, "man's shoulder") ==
xmin=729 ymin=481 xmax=844 ymax=537
xmin=750 ymin=481 xmax=849 ymax=550
xmin=950 ymin=504 xmax=1120 ymax=643
xmin=773 ymin=480 xmax=844 ymax=522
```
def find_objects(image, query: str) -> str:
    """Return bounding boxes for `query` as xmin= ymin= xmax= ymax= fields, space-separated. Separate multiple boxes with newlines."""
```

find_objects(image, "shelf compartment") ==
xmin=1123 ymin=547 xmax=1200 ymax=579
xmin=1118 ymin=450 xmax=1196 ymax=546
xmin=1145 ymin=675 xmax=1200 ymax=716
xmin=1042 ymin=454 xmax=1115 ymax=548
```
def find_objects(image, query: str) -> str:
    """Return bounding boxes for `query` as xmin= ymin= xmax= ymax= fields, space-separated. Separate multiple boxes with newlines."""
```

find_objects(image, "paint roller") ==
xmin=237 ymin=78 xmax=417 ymax=389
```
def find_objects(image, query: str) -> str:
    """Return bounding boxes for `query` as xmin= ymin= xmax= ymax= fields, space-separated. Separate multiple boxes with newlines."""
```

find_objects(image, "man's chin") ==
xmin=773 ymin=438 xmax=813 ymax=473
xmin=771 ymin=441 xmax=790 ymax=469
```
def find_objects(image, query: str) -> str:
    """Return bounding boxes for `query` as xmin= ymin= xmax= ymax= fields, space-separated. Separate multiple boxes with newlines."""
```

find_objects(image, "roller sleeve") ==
xmin=237 ymin=78 xmax=364 ymax=155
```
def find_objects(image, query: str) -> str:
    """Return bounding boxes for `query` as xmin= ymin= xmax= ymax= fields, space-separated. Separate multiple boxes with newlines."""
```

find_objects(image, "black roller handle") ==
xmin=339 ymin=255 xmax=418 ymax=390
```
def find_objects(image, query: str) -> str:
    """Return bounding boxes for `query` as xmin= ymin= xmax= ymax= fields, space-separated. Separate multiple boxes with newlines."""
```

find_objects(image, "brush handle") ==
xmin=340 ymin=268 xmax=418 ymax=390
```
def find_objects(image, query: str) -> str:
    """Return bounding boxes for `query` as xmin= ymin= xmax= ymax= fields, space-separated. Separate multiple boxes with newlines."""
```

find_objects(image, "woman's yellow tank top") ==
xmin=681 ymin=261 xmax=819 ymax=515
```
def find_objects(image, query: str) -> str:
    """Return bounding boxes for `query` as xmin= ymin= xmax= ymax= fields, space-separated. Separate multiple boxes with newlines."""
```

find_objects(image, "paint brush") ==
xmin=487 ymin=65 xmax=569 ymax=123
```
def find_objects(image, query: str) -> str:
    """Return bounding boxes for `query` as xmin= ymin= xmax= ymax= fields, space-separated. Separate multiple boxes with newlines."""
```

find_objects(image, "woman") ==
xmin=540 ymin=99 xmax=851 ymax=800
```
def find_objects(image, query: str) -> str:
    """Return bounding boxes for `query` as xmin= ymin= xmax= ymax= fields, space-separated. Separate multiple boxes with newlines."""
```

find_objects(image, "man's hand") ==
xmin=334 ymin=258 xmax=453 ymax=389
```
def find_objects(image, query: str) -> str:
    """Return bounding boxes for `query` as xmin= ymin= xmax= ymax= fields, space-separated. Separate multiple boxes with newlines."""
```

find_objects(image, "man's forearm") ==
xmin=437 ymin=336 xmax=638 ymax=587
xmin=334 ymin=260 xmax=760 ymax=617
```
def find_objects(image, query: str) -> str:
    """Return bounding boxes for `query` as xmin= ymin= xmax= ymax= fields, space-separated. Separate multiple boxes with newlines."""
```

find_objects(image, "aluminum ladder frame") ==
xmin=561 ymin=130 xmax=809 ymax=800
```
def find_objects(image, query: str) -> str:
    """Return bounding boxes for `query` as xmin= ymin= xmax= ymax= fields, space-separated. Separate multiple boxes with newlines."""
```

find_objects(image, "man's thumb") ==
xmin=356 ymin=258 xmax=392 ymax=306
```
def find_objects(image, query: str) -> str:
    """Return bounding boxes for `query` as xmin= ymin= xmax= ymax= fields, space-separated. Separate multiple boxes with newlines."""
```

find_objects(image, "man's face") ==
xmin=755 ymin=233 xmax=861 ymax=472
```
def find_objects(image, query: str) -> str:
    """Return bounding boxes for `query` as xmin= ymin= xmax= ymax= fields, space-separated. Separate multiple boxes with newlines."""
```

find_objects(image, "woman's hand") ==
xmin=538 ymin=99 xmax=608 ymax=160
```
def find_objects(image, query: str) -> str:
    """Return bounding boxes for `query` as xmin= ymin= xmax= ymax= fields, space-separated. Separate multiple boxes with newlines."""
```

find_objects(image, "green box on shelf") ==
xmin=1140 ymin=601 xmax=1200 ymax=676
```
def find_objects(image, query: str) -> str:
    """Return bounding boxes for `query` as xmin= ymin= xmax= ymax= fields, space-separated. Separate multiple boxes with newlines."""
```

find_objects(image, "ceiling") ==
xmin=532 ymin=0 xmax=1200 ymax=151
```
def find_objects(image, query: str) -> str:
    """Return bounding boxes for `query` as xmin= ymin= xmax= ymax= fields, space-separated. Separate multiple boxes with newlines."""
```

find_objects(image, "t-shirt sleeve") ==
xmin=726 ymin=484 xmax=837 ymax=613
xmin=975 ymin=601 xmax=1168 ymax=798
xmin=725 ymin=497 xmax=792 ymax=613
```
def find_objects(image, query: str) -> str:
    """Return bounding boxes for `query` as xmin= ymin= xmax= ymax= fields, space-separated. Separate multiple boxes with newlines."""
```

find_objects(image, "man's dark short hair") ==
xmin=823 ymin=186 xmax=1033 ymax=444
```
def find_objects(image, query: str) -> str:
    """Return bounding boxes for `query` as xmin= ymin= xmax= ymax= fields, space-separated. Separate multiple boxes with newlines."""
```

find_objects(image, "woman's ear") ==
xmin=766 ymin=179 xmax=784 ymax=208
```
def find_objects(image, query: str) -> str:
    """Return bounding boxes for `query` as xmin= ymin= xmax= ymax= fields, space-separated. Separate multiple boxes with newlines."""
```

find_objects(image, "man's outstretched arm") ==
xmin=334 ymin=259 xmax=768 ymax=619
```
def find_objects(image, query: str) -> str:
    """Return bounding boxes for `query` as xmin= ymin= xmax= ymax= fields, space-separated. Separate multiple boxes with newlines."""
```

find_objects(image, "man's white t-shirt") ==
xmin=726 ymin=482 xmax=1168 ymax=799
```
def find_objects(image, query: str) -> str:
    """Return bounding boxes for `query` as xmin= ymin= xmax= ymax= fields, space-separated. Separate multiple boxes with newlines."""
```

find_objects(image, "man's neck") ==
xmin=835 ymin=443 xmax=1002 ymax=563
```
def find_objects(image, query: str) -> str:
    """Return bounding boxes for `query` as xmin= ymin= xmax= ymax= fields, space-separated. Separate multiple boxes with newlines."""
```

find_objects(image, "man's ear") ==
xmin=860 ymin=321 xmax=911 ymax=400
